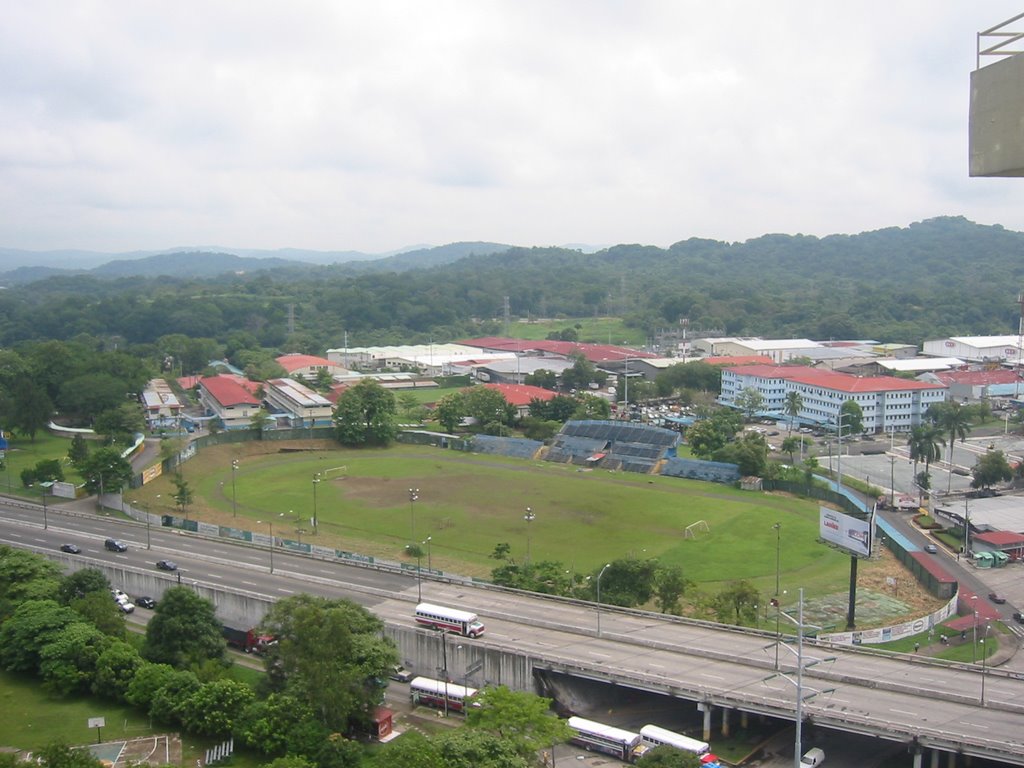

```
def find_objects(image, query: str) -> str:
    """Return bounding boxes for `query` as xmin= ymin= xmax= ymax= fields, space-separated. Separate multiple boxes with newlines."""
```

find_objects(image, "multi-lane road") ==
xmin=2 ymin=501 xmax=1023 ymax=766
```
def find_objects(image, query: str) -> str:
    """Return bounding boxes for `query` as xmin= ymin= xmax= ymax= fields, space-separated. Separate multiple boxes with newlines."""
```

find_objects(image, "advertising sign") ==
xmin=819 ymin=506 xmax=872 ymax=557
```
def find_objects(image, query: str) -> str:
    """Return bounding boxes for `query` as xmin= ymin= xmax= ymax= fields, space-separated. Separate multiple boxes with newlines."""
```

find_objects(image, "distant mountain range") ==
xmin=0 ymin=241 xmax=533 ymax=285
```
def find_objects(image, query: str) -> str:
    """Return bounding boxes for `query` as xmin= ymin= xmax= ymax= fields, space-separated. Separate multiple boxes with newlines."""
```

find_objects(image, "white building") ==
xmin=264 ymin=378 xmax=334 ymax=428
xmin=922 ymin=335 xmax=1024 ymax=364
xmin=325 ymin=343 xmax=515 ymax=376
xmin=693 ymin=337 xmax=823 ymax=363
xmin=720 ymin=365 xmax=947 ymax=432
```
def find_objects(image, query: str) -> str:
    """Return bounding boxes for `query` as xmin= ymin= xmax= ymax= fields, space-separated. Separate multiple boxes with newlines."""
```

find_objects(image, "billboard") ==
xmin=819 ymin=506 xmax=872 ymax=557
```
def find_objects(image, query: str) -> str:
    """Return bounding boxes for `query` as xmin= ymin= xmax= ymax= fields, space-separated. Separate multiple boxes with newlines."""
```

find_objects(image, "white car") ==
xmin=116 ymin=600 xmax=135 ymax=614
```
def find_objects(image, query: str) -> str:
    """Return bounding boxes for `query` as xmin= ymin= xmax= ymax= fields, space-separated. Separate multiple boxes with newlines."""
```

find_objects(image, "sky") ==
xmin=4 ymin=2 xmax=1024 ymax=255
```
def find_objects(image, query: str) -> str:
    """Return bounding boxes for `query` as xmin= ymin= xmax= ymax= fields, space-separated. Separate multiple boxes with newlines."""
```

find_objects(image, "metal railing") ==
xmin=978 ymin=12 xmax=1024 ymax=69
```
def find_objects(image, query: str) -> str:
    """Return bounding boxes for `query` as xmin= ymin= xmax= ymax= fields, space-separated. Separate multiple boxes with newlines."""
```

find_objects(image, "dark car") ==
xmin=135 ymin=596 xmax=156 ymax=609
xmin=156 ymin=560 xmax=178 ymax=571
xmin=59 ymin=543 xmax=81 ymax=554
xmin=989 ymin=592 xmax=1007 ymax=604
xmin=1013 ymin=612 xmax=1024 ymax=625
xmin=104 ymin=538 xmax=128 ymax=552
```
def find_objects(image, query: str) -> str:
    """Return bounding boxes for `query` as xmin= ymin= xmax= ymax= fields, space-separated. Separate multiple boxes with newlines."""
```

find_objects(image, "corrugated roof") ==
xmin=727 ymin=365 xmax=945 ymax=393
xmin=199 ymin=376 xmax=261 ymax=406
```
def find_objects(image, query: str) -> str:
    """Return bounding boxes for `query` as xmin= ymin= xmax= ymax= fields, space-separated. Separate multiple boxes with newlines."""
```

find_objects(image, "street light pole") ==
xmin=424 ymin=536 xmax=432 ymax=571
xmin=312 ymin=473 xmax=320 ymax=532
xmin=231 ymin=459 xmax=239 ymax=517
xmin=524 ymin=507 xmax=536 ymax=567
xmin=409 ymin=488 xmax=419 ymax=540
xmin=258 ymin=520 xmax=275 ymax=573
xmin=438 ymin=628 xmax=450 ymax=717
xmin=596 ymin=563 xmax=611 ymax=637
xmin=41 ymin=482 xmax=48 ymax=530
xmin=773 ymin=522 xmax=781 ymax=670
xmin=981 ymin=625 xmax=990 ymax=706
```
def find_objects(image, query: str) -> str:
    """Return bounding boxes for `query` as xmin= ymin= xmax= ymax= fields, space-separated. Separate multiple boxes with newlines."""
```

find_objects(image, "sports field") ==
xmin=128 ymin=441 xmax=894 ymax=603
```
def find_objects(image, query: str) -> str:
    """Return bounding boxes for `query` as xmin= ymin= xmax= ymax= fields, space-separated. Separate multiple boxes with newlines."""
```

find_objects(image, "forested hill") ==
xmin=0 ymin=216 xmax=1022 ymax=350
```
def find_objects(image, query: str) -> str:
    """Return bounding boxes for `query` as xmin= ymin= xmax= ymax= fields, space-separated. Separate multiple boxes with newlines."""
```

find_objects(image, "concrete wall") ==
xmin=970 ymin=54 xmax=1024 ymax=177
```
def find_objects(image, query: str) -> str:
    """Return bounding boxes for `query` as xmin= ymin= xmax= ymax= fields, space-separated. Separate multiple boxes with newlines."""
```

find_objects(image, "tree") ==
xmin=0 ymin=599 xmax=81 ymax=673
xmin=685 ymin=419 xmax=728 ymax=459
xmin=838 ymin=400 xmax=864 ymax=436
xmin=249 ymin=408 xmax=275 ymax=439
xmin=589 ymin=559 xmax=658 ymax=607
xmin=572 ymin=393 xmax=611 ymax=420
xmin=436 ymin=729 xmax=531 ymax=768
xmin=712 ymin=580 xmax=760 ymax=625
xmin=713 ymin=432 xmax=768 ymax=476
xmin=528 ymin=395 xmax=578 ymax=422
xmin=67 ymin=434 xmax=90 ymax=467
xmin=0 ymin=547 xmax=62 ymax=619
xmin=435 ymin=392 xmax=465 ymax=434
xmin=2 ymin=379 xmax=54 ymax=441
xmin=71 ymin=591 xmax=126 ymax=638
xmin=35 ymin=741 xmax=106 ymax=768
xmin=126 ymin=662 xmax=178 ymax=711
xmin=907 ymin=425 xmax=944 ymax=502
xmin=524 ymin=369 xmax=558 ymax=390
xmin=78 ymin=447 xmax=133 ymax=497
xmin=781 ymin=435 xmax=802 ymax=464
xmin=92 ymin=640 xmax=144 ymax=702
xmin=93 ymin=403 xmax=146 ymax=445
xmin=57 ymin=372 xmax=129 ymax=422
xmin=334 ymin=380 xmax=399 ymax=446
xmin=172 ymin=472 xmax=194 ymax=515
xmin=972 ymin=449 xmax=1013 ymax=491
xmin=931 ymin=401 xmax=972 ymax=493
xmin=365 ymin=731 xmax=444 ymax=768
xmin=462 ymin=386 xmax=515 ymax=434
xmin=148 ymin=669 xmax=202 ymax=726
xmin=235 ymin=693 xmax=319 ymax=756
xmin=57 ymin=568 xmax=110 ymax=605
xmin=464 ymin=685 xmax=573 ymax=761
xmin=260 ymin=594 xmax=397 ymax=733
xmin=39 ymin=622 xmax=111 ymax=695
xmin=561 ymin=355 xmax=605 ymax=392
xmin=653 ymin=565 xmax=692 ymax=615
xmin=143 ymin=587 xmax=226 ymax=667
xmin=784 ymin=391 xmax=803 ymax=432
xmin=181 ymin=679 xmax=256 ymax=737
xmin=637 ymin=744 xmax=702 ymax=768
xmin=734 ymin=387 xmax=764 ymax=421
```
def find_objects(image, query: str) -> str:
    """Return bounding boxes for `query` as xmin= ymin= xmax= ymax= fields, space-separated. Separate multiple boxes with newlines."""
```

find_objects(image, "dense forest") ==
xmin=1 ymin=216 xmax=1022 ymax=355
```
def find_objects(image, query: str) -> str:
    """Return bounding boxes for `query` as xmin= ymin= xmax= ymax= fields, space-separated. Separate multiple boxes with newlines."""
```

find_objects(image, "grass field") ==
xmin=125 ymin=441 xmax=876 ymax=602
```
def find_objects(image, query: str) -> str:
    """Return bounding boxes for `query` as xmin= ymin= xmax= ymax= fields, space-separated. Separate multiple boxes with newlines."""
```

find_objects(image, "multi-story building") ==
xmin=720 ymin=365 xmax=947 ymax=432
xmin=264 ymin=378 xmax=334 ymax=428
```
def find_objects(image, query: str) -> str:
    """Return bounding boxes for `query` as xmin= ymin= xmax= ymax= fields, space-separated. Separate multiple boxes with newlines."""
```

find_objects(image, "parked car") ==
xmin=104 ymin=538 xmax=128 ymax=552
xmin=389 ymin=665 xmax=414 ymax=682
xmin=924 ymin=543 xmax=938 ymax=554
xmin=117 ymin=600 xmax=135 ymax=614
xmin=988 ymin=592 xmax=1007 ymax=604
xmin=111 ymin=589 xmax=129 ymax=603
xmin=59 ymin=543 xmax=81 ymax=554
xmin=156 ymin=559 xmax=178 ymax=571
xmin=135 ymin=596 xmax=157 ymax=609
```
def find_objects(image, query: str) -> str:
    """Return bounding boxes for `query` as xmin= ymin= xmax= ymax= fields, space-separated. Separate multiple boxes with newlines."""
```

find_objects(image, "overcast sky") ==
xmin=4 ymin=2 xmax=1024 ymax=254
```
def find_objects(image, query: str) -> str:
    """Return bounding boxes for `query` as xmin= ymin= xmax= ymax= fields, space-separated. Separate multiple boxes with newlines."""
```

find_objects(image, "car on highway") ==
xmin=104 ymin=538 xmax=128 ymax=552
xmin=135 ymin=596 xmax=157 ymax=609
xmin=1013 ymin=612 xmax=1024 ymax=624
xmin=924 ymin=543 xmax=938 ymax=554
xmin=988 ymin=592 xmax=1007 ymax=604
xmin=156 ymin=559 xmax=178 ymax=571
xmin=59 ymin=543 xmax=81 ymax=554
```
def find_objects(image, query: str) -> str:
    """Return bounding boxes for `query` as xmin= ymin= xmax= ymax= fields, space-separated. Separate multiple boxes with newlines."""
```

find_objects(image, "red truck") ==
xmin=222 ymin=626 xmax=276 ymax=654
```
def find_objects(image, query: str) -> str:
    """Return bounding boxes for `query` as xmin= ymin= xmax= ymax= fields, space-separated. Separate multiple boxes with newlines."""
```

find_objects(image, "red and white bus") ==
xmin=409 ymin=676 xmax=478 ymax=712
xmin=639 ymin=725 xmax=719 ymax=764
xmin=567 ymin=717 xmax=649 ymax=763
xmin=414 ymin=602 xmax=486 ymax=637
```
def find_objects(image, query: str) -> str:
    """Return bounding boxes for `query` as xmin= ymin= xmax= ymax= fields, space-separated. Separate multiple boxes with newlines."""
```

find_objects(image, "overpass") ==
xmin=2 ymin=504 xmax=1021 ymax=768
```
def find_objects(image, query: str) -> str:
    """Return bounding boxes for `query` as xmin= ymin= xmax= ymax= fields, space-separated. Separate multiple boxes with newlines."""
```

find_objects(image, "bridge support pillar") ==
xmin=946 ymin=749 xmax=956 ymax=767
xmin=720 ymin=706 xmax=731 ymax=738
xmin=911 ymin=748 xmax=922 ymax=768
xmin=739 ymin=710 xmax=748 ymax=730
xmin=930 ymin=749 xmax=940 ymax=768
xmin=702 ymin=705 xmax=712 ymax=742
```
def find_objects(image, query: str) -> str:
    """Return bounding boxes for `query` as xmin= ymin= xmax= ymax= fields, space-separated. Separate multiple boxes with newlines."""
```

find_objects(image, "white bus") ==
xmin=414 ymin=602 xmax=486 ymax=637
xmin=409 ymin=676 xmax=478 ymax=712
xmin=567 ymin=716 xmax=649 ymax=763
xmin=639 ymin=724 xmax=714 ymax=758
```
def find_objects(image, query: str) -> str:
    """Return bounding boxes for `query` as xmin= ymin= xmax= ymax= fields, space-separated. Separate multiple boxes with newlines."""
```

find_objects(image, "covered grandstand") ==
xmin=544 ymin=420 xmax=679 ymax=474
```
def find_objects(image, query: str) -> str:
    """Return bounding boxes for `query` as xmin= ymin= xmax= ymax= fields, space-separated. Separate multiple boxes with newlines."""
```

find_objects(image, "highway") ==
xmin=2 ymin=501 xmax=1023 ymax=766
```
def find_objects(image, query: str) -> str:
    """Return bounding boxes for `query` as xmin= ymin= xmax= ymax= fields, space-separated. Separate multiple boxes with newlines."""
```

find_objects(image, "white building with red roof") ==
xmin=197 ymin=375 xmax=263 ymax=431
xmin=720 ymin=365 xmax=947 ymax=432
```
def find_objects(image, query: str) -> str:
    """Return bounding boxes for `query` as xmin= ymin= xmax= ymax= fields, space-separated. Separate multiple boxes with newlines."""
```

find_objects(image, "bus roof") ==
xmin=410 ymin=676 xmax=478 ymax=698
xmin=568 ymin=716 xmax=641 ymax=744
xmin=415 ymin=602 xmax=479 ymax=623
xmin=639 ymin=724 xmax=709 ymax=752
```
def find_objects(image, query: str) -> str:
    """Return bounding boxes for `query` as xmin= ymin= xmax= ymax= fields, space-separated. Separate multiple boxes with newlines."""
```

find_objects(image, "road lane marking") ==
xmin=890 ymin=709 xmax=917 ymax=716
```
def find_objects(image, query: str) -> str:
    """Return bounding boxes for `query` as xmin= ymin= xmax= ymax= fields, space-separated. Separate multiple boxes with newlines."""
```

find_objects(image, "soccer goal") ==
xmin=683 ymin=520 xmax=710 ymax=539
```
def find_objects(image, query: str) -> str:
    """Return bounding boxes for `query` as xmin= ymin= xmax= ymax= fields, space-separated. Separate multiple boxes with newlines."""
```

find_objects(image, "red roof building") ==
xmin=275 ymin=353 xmax=348 ymax=379
xmin=197 ymin=375 xmax=263 ymax=431
xmin=483 ymin=383 xmax=557 ymax=417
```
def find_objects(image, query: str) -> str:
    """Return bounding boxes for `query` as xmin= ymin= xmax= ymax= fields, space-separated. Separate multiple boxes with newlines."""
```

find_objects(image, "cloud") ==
xmin=2 ymin=1 xmax=1024 ymax=252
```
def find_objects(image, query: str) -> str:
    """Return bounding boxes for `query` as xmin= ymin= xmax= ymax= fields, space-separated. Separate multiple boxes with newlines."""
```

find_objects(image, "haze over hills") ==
xmin=0 ymin=241 xmax=517 ymax=285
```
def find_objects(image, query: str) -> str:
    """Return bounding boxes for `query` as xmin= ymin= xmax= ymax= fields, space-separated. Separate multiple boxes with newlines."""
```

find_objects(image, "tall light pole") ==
xmin=133 ymin=499 xmax=152 ymax=550
xmin=408 ymin=545 xmax=422 ymax=602
xmin=258 ymin=520 xmax=274 ymax=573
xmin=836 ymin=412 xmax=852 ymax=488
xmin=41 ymin=482 xmax=48 ymax=530
xmin=596 ymin=563 xmax=611 ymax=637
xmin=424 ymin=536 xmax=432 ymax=571
xmin=437 ymin=627 xmax=450 ymax=717
xmin=312 ymin=473 xmax=321 ymax=532
xmin=981 ymin=624 xmax=990 ymax=706
xmin=773 ymin=522 xmax=782 ymax=670
xmin=524 ymin=507 xmax=536 ymax=567
xmin=231 ymin=459 xmax=239 ymax=517
xmin=409 ymin=488 xmax=419 ymax=540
